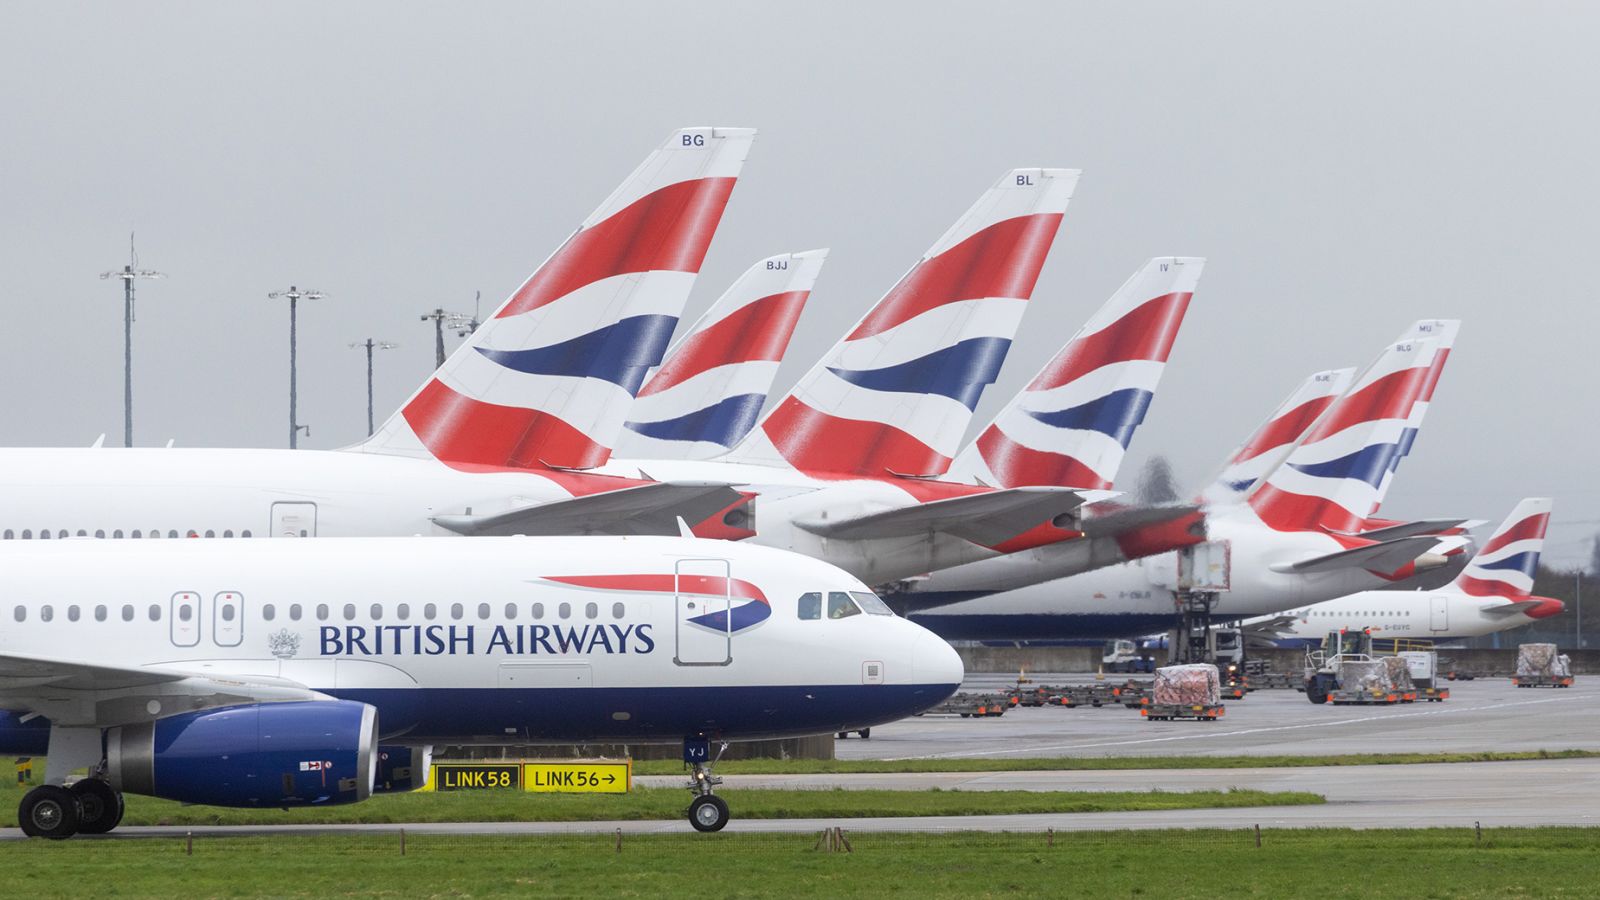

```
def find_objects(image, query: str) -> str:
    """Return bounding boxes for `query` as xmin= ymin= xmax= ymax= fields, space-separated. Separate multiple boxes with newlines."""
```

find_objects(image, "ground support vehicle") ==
xmin=1140 ymin=700 xmax=1225 ymax=721
xmin=1512 ymin=674 xmax=1574 ymax=688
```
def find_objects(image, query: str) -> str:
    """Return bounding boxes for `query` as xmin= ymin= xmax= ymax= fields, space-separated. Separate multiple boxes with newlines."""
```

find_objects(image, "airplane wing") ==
xmin=1481 ymin=600 xmax=1546 ymax=618
xmin=432 ymin=482 xmax=745 ymax=537
xmin=794 ymin=486 xmax=1100 ymax=545
xmin=0 ymin=651 xmax=330 ymax=727
xmin=1339 ymin=519 xmax=1486 ymax=542
xmin=1271 ymin=535 xmax=1468 ymax=576
xmin=1237 ymin=615 xmax=1301 ymax=638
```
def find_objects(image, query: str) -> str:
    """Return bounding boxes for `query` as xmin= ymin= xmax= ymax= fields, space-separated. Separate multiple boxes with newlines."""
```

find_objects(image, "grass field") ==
xmin=0 ymin=785 xmax=1320 ymax=828
xmin=4 ymin=828 xmax=1597 ymax=898
xmin=627 ymin=749 xmax=1600 ymax=776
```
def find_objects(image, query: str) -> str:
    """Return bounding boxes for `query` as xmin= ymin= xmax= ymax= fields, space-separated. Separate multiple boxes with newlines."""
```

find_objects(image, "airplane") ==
xmin=899 ymin=329 xmax=1470 ymax=640
xmin=0 ymin=533 xmax=964 ymax=838
xmin=0 ymin=127 xmax=757 ymax=542
xmin=616 ymin=249 xmax=828 ymax=460
xmin=1239 ymin=498 xmax=1563 ymax=646
xmin=600 ymin=246 xmax=1207 ymax=585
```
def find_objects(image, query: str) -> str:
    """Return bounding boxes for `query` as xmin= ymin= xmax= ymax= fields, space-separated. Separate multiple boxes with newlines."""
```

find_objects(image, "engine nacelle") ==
xmin=373 ymin=744 xmax=433 ymax=793
xmin=107 ymin=700 xmax=378 ymax=808
xmin=0 ymin=710 xmax=50 ymax=756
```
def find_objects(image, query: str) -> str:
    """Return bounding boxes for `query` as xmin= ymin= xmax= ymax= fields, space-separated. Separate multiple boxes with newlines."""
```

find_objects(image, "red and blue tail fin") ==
xmin=615 ymin=249 xmax=827 ymax=460
xmin=1248 ymin=335 xmax=1439 ymax=533
xmin=1201 ymin=367 xmax=1356 ymax=504
xmin=948 ymin=256 xmax=1202 ymax=489
xmin=723 ymin=168 xmax=1079 ymax=477
xmin=1452 ymin=498 xmax=1552 ymax=598
xmin=354 ymin=127 xmax=754 ymax=470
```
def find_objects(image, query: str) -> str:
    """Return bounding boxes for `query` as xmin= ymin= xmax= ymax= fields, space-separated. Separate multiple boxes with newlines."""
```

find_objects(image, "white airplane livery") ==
xmin=1240 ymin=498 xmax=1563 ymax=646
xmin=0 ymin=535 xmax=963 ymax=838
xmin=0 ymin=128 xmax=757 ymax=542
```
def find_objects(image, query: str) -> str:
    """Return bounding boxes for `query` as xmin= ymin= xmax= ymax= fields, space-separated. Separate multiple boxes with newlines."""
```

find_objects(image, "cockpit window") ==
xmin=851 ymin=591 xmax=895 ymax=616
xmin=827 ymin=592 xmax=862 ymax=619
xmin=797 ymin=592 xmax=821 ymax=620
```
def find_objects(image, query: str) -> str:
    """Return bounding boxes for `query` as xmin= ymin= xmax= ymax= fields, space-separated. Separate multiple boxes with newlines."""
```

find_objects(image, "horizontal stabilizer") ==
xmin=1271 ymin=535 xmax=1462 ymax=575
xmin=432 ymin=482 xmax=744 ymax=537
xmin=1237 ymin=615 xmax=1301 ymax=637
xmin=794 ymin=485 xmax=1096 ymax=545
xmin=1340 ymin=518 xmax=1484 ymax=542
xmin=1079 ymin=503 xmax=1201 ymax=539
xmin=1481 ymin=600 xmax=1547 ymax=619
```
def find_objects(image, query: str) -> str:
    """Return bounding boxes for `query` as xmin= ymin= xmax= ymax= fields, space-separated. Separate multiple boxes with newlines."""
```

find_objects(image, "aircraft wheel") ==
xmin=859 ymin=728 xmax=871 ymax=740
xmin=71 ymin=779 xmax=125 ymax=834
xmin=1305 ymin=677 xmax=1329 ymax=705
xmin=688 ymin=794 xmax=729 ymax=833
xmin=19 ymin=785 xmax=82 ymax=839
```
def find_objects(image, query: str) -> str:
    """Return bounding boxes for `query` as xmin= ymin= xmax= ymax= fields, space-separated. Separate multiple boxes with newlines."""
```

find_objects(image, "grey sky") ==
xmin=2 ymin=2 xmax=1596 ymax=565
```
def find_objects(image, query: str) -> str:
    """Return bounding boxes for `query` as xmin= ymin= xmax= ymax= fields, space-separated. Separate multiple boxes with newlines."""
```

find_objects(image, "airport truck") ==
xmin=1103 ymin=639 xmax=1156 ymax=674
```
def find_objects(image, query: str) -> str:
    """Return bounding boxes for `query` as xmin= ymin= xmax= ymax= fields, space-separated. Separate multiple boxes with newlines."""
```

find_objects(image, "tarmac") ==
xmin=5 ymin=679 xmax=1596 ymax=839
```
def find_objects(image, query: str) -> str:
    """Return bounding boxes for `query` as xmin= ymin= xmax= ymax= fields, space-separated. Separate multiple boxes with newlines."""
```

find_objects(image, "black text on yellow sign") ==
xmin=523 ymin=762 xmax=631 ymax=793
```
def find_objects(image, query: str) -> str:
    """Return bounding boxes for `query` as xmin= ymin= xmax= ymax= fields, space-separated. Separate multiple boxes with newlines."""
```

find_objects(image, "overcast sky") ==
xmin=3 ymin=2 xmax=1596 ymax=566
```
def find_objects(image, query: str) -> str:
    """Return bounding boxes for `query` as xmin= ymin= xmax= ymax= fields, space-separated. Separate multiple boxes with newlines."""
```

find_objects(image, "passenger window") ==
xmin=558 ymin=602 xmax=572 ymax=619
xmin=131 ymin=530 xmax=141 ymax=539
xmin=397 ymin=603 xmax=410 ymax=621
xmin=167 ymin=530 xmax=178 ymax=539
xmin=13 ymin=606 xmax=26 ymax=622
xmin=148 ymin=604 xmax=161 ymax=621
xmin=370 ymin=603 xmax=383 ymax=621
xmin=343 ymin=604 xmax=356 ymax=621
xmin=504 ymin=602 xmax=517 ymax=619
xmin=612 ymin=602 xmax=625 ymax=619
xmin=477 ymin=603 xmax=491 ymax=620
xmin=532 ymin=602 xmax=544 ymax=620
xmin=122 ymin=605 xmax=134 ymax=622
xmin=95 ymin=605 xmax=107 ymax=622
xmin=77 ymin=530 xmax=87 ymax=537
xmin=316 ymin=604 xmax=329 ymax=621
xmin=95 ymin=530 xmax=105 ymax=539
xmin=242 ymin=530 xmax=252 ymax=538
xmin=585 ymin=602 xmax=598 ymax=620
xmin=797 ymin=592 xmax=821 ymax=620
xmin=262 ymin=604 xmax=275 ymax=622
xmin=40 ymin=605 xmax=52 ymax=622
xmin=59 ymin=530 xmax=69 ymax=538
xmin=827 ymin=592 xmax=862 ymax=620
xmin=205 ymin=530 xmax=215 ymax=538
xmin=851 ymin=591 xmax=895 ymax=616
xmin=67 ymin=605 xmax=80 ymax=622
xmin=424 ymin=603 xmax=437 ymax=620
xmin=113 ymin=530 xmax=123 ymax=539
xmin=450 ymin=603 xmax=464 ymax=620
xmin=148 ymin=530 xmax=159 ymax=539
xmin=2 ymin=530 xmax=11 ymax=540
xmin=289 ymin=603 xmax=303 ymax=621
xmin=20 ymin=530 xmax=30 ymax=540
xmin=39 ymin=530 xmax=50 ymax=540
xmin=223 ymin=530 xmax=233 ymax=538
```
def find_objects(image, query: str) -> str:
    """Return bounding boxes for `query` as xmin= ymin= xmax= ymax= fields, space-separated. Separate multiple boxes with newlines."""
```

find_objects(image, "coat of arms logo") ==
xmin=268 ymin=629 xmax=301 ymax=660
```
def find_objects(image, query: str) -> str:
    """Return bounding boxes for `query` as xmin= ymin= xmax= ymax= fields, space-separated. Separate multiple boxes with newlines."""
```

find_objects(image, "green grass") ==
xmin=628 ymin=748 xmax=1600 ymax=775
xmin=0 ymin=786 xmax=1320 ymax=828
xmin=4 ymin=828 xmax=1598 ymax=898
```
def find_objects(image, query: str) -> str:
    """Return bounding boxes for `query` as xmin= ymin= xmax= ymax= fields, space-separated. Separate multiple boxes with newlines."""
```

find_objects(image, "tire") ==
xmin=19 ymin=785 xmax=82 ymax=840
xmin=859 ymin=728 xmax=871 ymax=740
xmin=836 ymin=732 xmax=848 ymax=740
xmin=71 ymin=779 xmax=125 ymax=835
xmin=1305 ymin=677 xmax=1329 ymax=705
xmin=688 ymin=794 xmax=729 ymax=833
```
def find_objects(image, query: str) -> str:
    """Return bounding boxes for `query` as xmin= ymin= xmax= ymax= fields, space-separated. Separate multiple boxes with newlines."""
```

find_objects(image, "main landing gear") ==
xmin=18 ymin=778 xmax=124 ymax=839
xmin=683 ymin=735 xmax=730 ymax=833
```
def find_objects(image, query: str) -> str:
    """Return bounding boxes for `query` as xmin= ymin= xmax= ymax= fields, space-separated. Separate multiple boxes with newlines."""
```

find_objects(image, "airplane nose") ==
xmin=1526 ymin=597 xmax=1565 ymax=619
xmin=912 ymin=628 xmax=965 ymax=690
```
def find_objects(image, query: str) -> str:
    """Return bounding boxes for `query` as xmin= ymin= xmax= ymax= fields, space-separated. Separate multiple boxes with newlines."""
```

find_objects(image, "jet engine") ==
xmin=106 ymin=700 xmax=377 ymax=807
xmin=373 ymin=744 xmax=433 ymax=793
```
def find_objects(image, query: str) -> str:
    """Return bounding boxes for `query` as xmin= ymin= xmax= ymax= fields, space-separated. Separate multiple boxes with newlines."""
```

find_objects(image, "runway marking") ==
xmin=888 ymin=693 xmax=1589 ymax=760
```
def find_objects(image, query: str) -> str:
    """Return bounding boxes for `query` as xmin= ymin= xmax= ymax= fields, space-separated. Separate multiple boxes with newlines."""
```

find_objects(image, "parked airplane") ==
xmin=0 ymin=535 xmax=963 ymax=837
xmin=1240 ymin=498 xmax=1562 ymax=645
xmin=616 ymin=250 xmax=827 ymax=460
xmin=0 ymin=128 xmax=756 ymax=541
xmin=900 ymin=331 xmax=1467 ymax=639
xmin=602 ymin=246 xmax=1206 ymax=585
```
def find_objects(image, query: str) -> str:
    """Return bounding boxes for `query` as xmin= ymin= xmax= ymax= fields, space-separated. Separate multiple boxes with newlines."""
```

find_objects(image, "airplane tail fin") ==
xmin=722 ymin=168 xmax=1080 ymax=477
xmin=1201 ymin=367 xmax=1356 ymax=504
xmin=1376 ymin=319 xmax=1460 ymax=496
xmin=1248 ymin=335 xmax=1440 ymax=533
xmin=353 ymin=127 xmax=754 ymax=470
xmin=615 ymin=249 xmax=827 ymax=460
xmin=947 ymin=256 xmax=1202 ymax=489
xmin=1452 ymin=497 xmax=1552 ymax=598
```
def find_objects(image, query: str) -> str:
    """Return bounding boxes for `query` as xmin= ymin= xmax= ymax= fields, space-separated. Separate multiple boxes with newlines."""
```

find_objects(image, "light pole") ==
xmin=420 ymin=292 xmax=481 ymax=368
xmin=267 ymin=286 xmax=326 ymax=448
xmin=99 ymin=236 xmax=164 ymax=447
xmin=348 ymin=339 xmax=398 ymax=436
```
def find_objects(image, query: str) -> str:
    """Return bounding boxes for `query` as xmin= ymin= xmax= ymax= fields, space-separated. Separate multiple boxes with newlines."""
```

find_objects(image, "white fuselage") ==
xmin=0 ymin=535 xmax=962 ymax=745
xmin=1242 ymin=589 xmax=1551 ymax=646
xmin=900 ymin=505 xmax=1461 ymax=641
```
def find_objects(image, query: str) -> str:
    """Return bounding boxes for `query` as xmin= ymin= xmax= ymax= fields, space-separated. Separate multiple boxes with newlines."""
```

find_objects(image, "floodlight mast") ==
xmin=348 ymin=339 xmax=398 ymax=436
xmin=267 ymin=285 xmax=327 ymax=449
xmin=420 ymin=292 xmax=481 ymax=368
xmin=99 ymin=234 xmax=164 ymax=448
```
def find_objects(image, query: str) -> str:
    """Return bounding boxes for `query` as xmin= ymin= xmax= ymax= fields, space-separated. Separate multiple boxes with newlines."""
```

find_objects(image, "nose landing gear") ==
xmin=683 ymin=735 xmax=730 ymax=832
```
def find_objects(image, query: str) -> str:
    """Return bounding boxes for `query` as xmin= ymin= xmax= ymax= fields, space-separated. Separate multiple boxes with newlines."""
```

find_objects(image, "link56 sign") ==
xmin=427 ymin=760 xmax=630 ymax=793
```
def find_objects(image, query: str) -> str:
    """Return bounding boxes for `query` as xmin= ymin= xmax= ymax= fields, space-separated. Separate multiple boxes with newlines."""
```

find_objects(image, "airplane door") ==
xmin=270 ymin=502 xmax=318 ymax=537
xmin=674 ymin=558 xmax=732 ymax=666
xmin=1429 ymin=595 xmax=1449 ymax=632
xmin=213 ymin=591 xmax=243 ymax=647
xmin=171 ymin=591 xmax=201 ymax=646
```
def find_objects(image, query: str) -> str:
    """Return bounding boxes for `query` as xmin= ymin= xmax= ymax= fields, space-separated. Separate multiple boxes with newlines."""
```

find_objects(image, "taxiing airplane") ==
xmin=0 ymin=534 xmax=963 ymax=838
